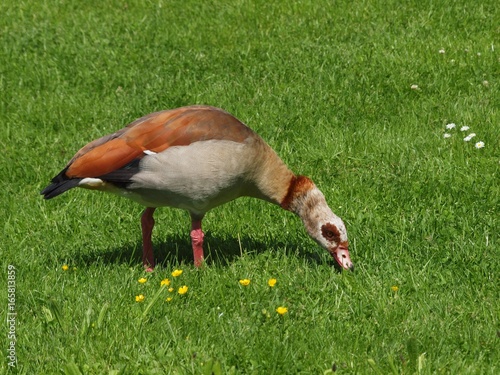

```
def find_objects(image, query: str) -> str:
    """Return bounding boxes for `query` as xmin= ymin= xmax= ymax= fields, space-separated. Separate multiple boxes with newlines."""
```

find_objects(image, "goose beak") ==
xmin=332 ymin=244 xmax=354 ymax=271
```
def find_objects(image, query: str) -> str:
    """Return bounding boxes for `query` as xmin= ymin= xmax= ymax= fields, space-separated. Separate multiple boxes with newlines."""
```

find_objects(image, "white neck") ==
xmin=289 ymin=186 xmax=334 ymax=233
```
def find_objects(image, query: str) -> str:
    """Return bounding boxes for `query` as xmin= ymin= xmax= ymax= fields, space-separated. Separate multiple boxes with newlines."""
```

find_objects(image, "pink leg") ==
xmin=190 ymin=216 xmax=205 ymax=267
xmin=141 ymin=207 xmax=156 ymax=272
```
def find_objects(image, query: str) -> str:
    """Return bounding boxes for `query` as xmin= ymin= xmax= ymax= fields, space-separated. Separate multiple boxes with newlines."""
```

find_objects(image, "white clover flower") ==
xmin=460 ymin=126 xmax=470 ymax=131
xmin=439 ymin=49 xmax=445 ymax=54
xmin=475 ymin=141 xmax=485 ymax=149
xmin=464 ymin=133 xmax=476 ymax=142
xmin=443 ymin=133 xmax=452 ymax=138
xmin=446 ymin=123 xmax=456 ymax=129
xmin=410 ymin=84 xmax=419 ymax=90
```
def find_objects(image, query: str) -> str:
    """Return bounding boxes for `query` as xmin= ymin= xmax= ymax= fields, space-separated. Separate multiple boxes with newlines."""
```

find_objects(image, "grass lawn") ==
xmin=1 ymin=0 xmax=499 ymax=373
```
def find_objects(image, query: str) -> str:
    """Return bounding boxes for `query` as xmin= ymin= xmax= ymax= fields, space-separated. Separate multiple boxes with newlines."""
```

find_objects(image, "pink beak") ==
xmin=332 ymin=245 xmax=354 ymax=271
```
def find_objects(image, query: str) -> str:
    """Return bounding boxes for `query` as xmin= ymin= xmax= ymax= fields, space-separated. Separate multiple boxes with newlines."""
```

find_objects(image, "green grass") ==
xmin=1 ymin=0 xmax=499 ymax=373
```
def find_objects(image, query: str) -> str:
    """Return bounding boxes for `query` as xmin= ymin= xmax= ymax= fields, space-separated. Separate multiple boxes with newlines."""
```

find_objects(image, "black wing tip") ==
xmin=40 ymin=158 xmax=140 ymax=199
xmin=41 ymin=168 xmax=82 ymax=199
xmin=41 ymin=179 xmax=82 ymax=199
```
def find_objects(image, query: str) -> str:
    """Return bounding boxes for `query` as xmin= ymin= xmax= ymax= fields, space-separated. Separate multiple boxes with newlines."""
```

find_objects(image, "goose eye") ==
xmin=325 ymin=231 xmax=335 ymax=240
xmin=321 ymin=224 xmax=341 ymax=243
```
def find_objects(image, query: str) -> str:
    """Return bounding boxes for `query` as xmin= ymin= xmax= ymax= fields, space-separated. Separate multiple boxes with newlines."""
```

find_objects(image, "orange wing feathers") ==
xmin=65 ymin=106 xmax=254 ymax=179
xmin=66 ymin=138 xmax=141 ymax=178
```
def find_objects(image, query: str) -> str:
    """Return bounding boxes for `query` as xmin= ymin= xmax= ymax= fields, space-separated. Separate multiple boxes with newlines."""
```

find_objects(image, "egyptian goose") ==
xmin=41 ymin=106 xmax=353 ymax=271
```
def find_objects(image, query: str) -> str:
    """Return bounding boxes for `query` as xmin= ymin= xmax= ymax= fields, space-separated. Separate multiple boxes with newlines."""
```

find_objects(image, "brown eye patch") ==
xmin=321 ymin=223 xmax=341 ymax=243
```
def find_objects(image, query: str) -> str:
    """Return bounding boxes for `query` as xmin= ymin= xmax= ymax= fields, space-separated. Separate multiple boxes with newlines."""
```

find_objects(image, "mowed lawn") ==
xmin=1 ymin=0 xmax=499 ymax=373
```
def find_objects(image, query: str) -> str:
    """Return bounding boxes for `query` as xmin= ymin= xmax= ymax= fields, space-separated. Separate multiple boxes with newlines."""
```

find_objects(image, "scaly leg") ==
xmin=141 ymin=207 xmax=156 ymax=272
xmin=190 ymin=215 xmax=205 ymax=267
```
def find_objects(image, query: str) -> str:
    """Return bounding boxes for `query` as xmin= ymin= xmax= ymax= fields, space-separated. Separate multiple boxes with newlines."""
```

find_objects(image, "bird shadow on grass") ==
xmin=69 ymin=231 xmax=340 ymax=270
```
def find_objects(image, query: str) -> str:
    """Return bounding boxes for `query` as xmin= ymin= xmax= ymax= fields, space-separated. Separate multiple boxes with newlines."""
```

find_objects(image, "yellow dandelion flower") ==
xmin=135 ymin=294 xmax=145 ymax=302
xmin=166 ymin=297 xmax=173 ymax=302
xmin=391 ymin=286 xmax=399 ymax=292
xmin=168 ymin=287 xmax=174 ymax=293
xmin=62 ymin=264 xmax=69 ymax=271
xmin=268 ymin=278 xmax=277 ymax=287
xmin=171 ymin=269 xmax=183 ymax=277
xmin=276 ymin=306 xmax=288 ymax=315
xmin=138 ymin=277 xmax=147 ymax=284
xmin=178 ymin=285 xmax=188 ymax=295
xmin=239 ymin=279 xmax=251 ymax=286
xmin=160 ymin=278 xmax=171 ymax=287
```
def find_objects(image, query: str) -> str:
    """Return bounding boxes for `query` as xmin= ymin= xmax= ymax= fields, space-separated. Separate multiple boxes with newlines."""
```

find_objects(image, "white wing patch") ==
xmin=143 ymin=150 xmax=157 ymax=155
xmin=79 ymin=178 xmax=105 ymax=187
